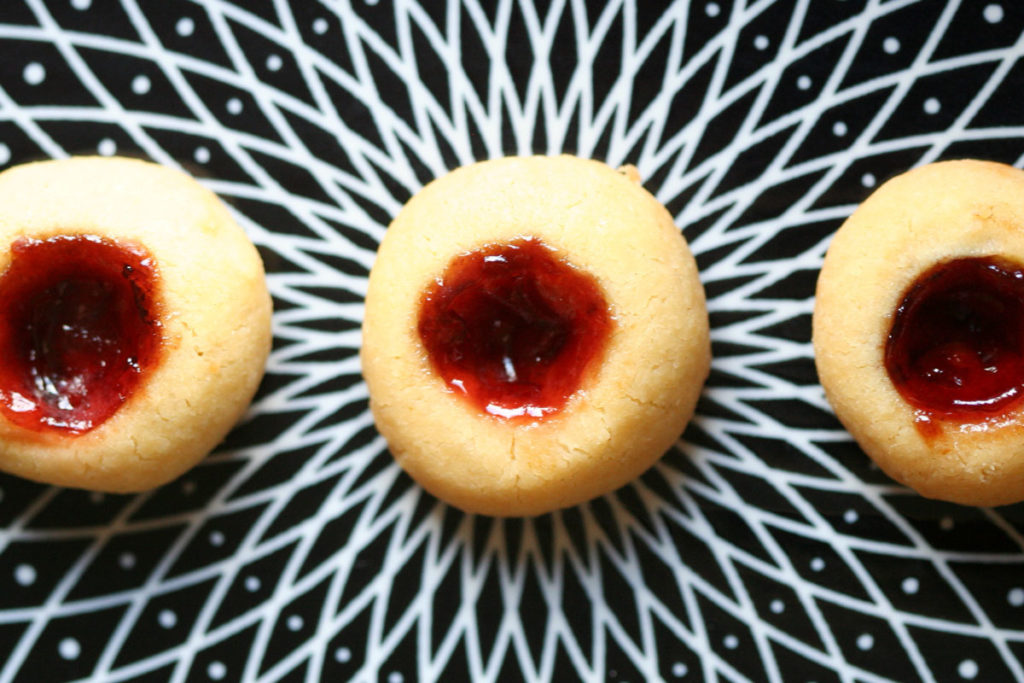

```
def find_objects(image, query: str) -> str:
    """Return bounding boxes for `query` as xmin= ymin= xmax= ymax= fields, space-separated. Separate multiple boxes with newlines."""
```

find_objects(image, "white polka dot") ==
xmin=14 ymin=564 xmax=36 ymax=586
xmin=97 ymin=138 xmax=116 ymax=157
xmin=313 ymin=18 xmax=329 ymax=34
xmin=883 ymin=37 xmax=900 ymax=54
xmin=902 ymin=577 xmax=920 ymax=595
xmin=176 ymin=17 xmax=195 ymax=37
xmin=861 ymin=173 xmax=876 ymax=188
xmin=940 ymin=516 xmax=954 ymax=531
xmin=723 ymin=634 xmax=739 ymax=649
xmin=266 ymin=54 xmax=283 ymax=72
xmin=71 ymin=0 xmax=91 ymax=10
xmin=209 ymin=531 xmax=225 ymax=547
xmin=959 ymin=659 xmax=979 ymax=680
xmin=387 ymin=673 xmax=403 ymax=683
xmin=754 ymin=35 xmax=769 ymax=51
xmin=58 ymin=637 xmax=80 ymax=660
xmin=244 ymin=575 xmax=261 ymax=592
xmin=181 ymin=480 xmax=196 ymax=495
xmin=158 ymin=609 xmax=177 ymax=629
xmin=286 ymin=615 xmax=303 ymax=631
xmin=334 ymin=646 xmax=351 ymax=663
xmin=1007 ymin=587 xmax=1024 ymax=606
xmin=810 ymin=557 xmax=825 ymax=572
xmin=118 ymin=552 xmax=136 ymax=570
xmin=226 ymin=98 xmax=243 ymax=115
xmin=207 ymin=661 xmax=227 ymax=680
xmin=984 ymin=4 xmax=1004 ymax=23
xmin=131 ymin=75 xmax=151 ymax=95
xmin=924 ymin=97 xmax=941 ymax=115
xmin=194 ymin=146 xmax=211 ymax=164
xmin=769 ymin=599 xmax=785 ymax=614
xmin=796 ymin=75 xmax=812 ymax=90
xmin=843 ymin=509 xmax=859 ymax=524
xmin=705 ymin=2 xmax=721 ymax=17
xmin=671 ymin=662 xmax=688 ymax=677
xmin=856 ymin=633 xmax=874 ymax=651
xmin=832 ymin=121 xmax=848 ymax=137
xmin=23 ymin=63 xmax=45 ymax=86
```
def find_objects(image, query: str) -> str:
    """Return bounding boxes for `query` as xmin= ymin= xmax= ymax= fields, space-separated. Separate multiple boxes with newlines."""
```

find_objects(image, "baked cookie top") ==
xmin=362 ymin=155 xmax=710 ymax=516
xmin=0 ymin=156 xmax=272 ymax=492
xmin=814 ymin=159 xmax=1024 ymax=506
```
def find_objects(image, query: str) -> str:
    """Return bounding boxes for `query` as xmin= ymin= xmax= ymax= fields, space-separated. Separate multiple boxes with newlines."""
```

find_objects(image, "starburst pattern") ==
xmin=0 ymin=0 xmax=1022 ymax=681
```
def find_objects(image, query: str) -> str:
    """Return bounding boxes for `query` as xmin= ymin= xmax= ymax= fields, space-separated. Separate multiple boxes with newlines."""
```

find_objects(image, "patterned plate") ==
xmin=0 ymin=1 xmax=1023 ymax=681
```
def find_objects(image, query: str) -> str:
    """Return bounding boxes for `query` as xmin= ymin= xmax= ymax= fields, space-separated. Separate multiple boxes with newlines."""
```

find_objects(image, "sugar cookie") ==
xmin=814 ymin=159 xmax=1024 ymax=506
xmin=0 ymin=156 xmax=272 ymax=492
xmin=362 ymin=156 xmax=710 ymax=516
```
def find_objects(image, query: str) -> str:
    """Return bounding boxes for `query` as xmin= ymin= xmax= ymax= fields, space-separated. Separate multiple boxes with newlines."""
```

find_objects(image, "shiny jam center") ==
xmin=885 ymin=256 xmax=1024 ymax=420
xmin=0 ymin=234 xmax=162 ymax=434
xmin=417 ymin=237 xmax=612 ymax=420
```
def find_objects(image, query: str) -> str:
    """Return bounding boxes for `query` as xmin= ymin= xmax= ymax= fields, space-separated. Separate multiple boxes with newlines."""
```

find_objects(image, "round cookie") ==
xmin=814 ymin=159 xmax=1024 ymax=506
xmin=0 ymin=156 xmax=272 ymax=492
xmin=362 ymin=155 xmax=710 ymax=516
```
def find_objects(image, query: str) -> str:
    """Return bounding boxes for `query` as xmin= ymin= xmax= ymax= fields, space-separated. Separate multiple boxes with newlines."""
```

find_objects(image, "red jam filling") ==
xmin=0 ymin=234 xmax=162 ymax=434
xmin=418 ymin=237 xmax=612 ymax=420
xmin=885 ymin=256 xmax=1024 ymax=423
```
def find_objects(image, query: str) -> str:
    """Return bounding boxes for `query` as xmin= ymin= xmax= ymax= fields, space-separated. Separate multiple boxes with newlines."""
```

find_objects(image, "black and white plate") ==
xmin=0 ymin=1 xmax=1023 ymax=681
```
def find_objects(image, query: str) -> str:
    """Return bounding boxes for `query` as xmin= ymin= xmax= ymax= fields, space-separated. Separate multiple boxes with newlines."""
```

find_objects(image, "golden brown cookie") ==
xmin=0 ymin=156 xmax=272 ymax=492
xmin=362 ymin=155 xmax=710 ymax=516
xmin=814 ymin=159 xmax=1024 ymax=506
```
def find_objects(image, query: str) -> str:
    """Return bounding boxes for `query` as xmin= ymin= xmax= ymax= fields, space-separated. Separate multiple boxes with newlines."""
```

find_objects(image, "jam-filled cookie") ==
xmin=814 ymin=159 xmax=1024 ymax=506
xmin=362 ymin=156 xmax=710 ymax=516
xmin=0 ymin=156 xmax=272 ymax=492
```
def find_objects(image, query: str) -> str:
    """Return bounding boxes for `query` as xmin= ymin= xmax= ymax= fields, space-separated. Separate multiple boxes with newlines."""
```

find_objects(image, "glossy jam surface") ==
xmin=885 ymin=256 xmax=1024 ymax=420
xmin=0 ymin=234 xmax=162 ymax=434
xmin=418 ymin=237 xmax=612 ymax=420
